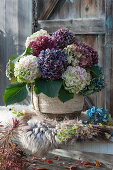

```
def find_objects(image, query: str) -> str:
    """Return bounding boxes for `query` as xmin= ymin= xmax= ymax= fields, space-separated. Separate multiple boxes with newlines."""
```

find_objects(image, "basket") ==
xmin=33 ymin=92 xmax=84 ymax=115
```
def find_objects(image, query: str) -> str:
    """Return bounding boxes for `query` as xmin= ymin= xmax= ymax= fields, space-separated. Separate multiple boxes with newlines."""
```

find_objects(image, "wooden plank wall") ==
xmin=0 ymin=0 xmax=32 ymax=105
xmin=105 ymin=0 xmax=113 ymax=115
xmin=38 ymin=0 xmax=113 ymax=115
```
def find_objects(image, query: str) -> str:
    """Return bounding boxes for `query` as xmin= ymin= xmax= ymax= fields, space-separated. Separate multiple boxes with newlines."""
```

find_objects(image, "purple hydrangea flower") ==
xmin=65 ymin=43 xmax=98 ymax=69
xmin=52 ymin=28 xmax=77 ymax=49
xmin=79 ymin=42 xmax=98 ymax=67
xmin=38 ymin=48 xmax=68 ymax=80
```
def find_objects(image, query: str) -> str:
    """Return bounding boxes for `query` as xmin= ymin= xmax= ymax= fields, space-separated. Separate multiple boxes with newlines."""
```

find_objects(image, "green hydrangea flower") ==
xmin=62 ymin=66 xmax=91 ymax=93
xmin=64 ymin=44 xmax=83 ymax=66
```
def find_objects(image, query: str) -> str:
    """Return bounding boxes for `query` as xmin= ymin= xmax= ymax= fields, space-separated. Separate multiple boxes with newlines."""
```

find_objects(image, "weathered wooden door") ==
xmin=33 ymin=0 xmax=113 ymax=115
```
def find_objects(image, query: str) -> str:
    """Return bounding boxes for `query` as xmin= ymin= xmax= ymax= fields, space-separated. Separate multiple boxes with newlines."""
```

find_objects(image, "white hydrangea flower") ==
xmin=62 ymin=66 xmax=90 ymax=94
xmin=25 ymin=29 xmax=50 ymax=48
xmin=14 ymin=55 xmax=40 ymax=83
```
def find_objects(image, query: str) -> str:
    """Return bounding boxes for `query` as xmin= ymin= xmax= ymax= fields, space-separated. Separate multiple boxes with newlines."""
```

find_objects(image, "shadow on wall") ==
xmin=0 ymin=30 xmax=31 ymax=106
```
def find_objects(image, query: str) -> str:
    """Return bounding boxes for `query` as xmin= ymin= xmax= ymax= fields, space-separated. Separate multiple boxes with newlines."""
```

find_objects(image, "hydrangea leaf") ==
xmin=11 ymin=55 xmax=22 ymax=64
xmin=4 ymin=82 xmax=28 ymax=106
xmin=79 ymin=89 xmax=94 ymax=96
xmin=35 ymin=78 xmax=62 ymax=98
xmin=8 ymin=55 xmax=19 ymax=77
xmin=7 ymin=55 xmax=21 ymax=82
xmin=23 ymin=46 xmax=31 ymax=56
xmin=88 ymin=84 xmax=95 ymax=90
xmin=58 ymin=85 xmax=74 ymax=103
xmin=10 ymin=77 xmax=17 ymax=84
xmin=90 ymin=65 xmax=102 ymax=77
xmin=10 ymin=54 xmax=19 ymax=66
xmin=34 ymin=85 xmax=41 ymax=95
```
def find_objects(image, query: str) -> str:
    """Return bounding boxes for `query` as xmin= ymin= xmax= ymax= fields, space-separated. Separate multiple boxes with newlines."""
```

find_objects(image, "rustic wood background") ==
xmin=0 ymin=0 xmax=32 ymax=105
xmin=37 ymin=0 xmax=113 ymax=116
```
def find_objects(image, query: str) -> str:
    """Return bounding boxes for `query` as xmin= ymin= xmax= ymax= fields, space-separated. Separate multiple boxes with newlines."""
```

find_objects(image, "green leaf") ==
xmin=13 ymin=111 xmax=18 ymax=114
xmin=9 ymin=55 xmax=22 ymax=78
xmin=23 ymin=46 xmax=31 ymax=56
xmin=80 ymin=89 xmax=94 ymax=96
xmin=90 ymin=65 xmax=102 ymax=77
xmin=34 ymin=86 xmax=41 ymax=95
xmin=11 ymin=55 xmax=22 ymax=64
xmin=10 ymin=55 xmax=18 ymax=67
xmin=72 ymin=126 xmax=78 ymax=130
xmin=35 ymin=78 xmax=62 ymax=98
xmin=8 ymin=54 xmax=24 ymax=79
xmin=12 ymin=106 xmax=15 ymax=110
xmin=88 ymin=84 xmax=95 ymax=90
xmin=10 ymin=77 xmax=17 ymax=84
xmin=8 ymin=55 xmax=18 ymax=77
xmin=105 ymin=132 xmax=111 ymax=139
xmin=58 ymin=85 xmax=74 ymax=103
xmin=10 ymin=54 xmax=19 ymax=61
xmin=4 ymin=82 xmax=28 ymax=106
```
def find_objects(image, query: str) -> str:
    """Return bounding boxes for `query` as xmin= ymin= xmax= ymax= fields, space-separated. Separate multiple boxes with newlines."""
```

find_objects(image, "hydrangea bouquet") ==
xmin=4 ymin=28 xmax=104 ymax=106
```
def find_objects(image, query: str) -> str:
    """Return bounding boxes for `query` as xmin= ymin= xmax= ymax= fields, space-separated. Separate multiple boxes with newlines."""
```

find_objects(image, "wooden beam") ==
xmin=38 ymin=18 xmax=105 ymax=34
xmin=32 ymin=0 xmax=39 ymax=32
xmin=104 ymin=0 xmax=113 ymax=116
xmin=39 ymin=0 xmax=60 ymax=20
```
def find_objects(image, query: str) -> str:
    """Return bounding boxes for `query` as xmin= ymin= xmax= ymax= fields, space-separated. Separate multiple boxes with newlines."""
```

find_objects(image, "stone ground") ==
xmin=27 ymin=151 xmax=113 ymax=170
xmin=0 ymin=106 xmax=113 ymax=169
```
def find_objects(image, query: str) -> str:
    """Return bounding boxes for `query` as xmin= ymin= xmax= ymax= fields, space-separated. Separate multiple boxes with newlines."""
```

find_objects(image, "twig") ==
xmin=92 ymin=125 xmax=113 ymax=131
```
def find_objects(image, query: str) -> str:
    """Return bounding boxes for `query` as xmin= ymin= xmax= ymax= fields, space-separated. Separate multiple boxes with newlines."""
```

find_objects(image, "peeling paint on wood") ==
xmin=106 ymin=16 xmax=113 ymax=30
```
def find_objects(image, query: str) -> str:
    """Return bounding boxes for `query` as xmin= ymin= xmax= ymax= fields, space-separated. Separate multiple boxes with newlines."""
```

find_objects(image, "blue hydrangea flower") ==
xmin=86 ymin=106 xmax=108 ymax=123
